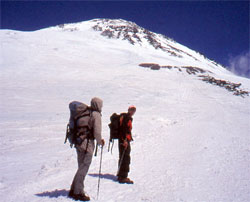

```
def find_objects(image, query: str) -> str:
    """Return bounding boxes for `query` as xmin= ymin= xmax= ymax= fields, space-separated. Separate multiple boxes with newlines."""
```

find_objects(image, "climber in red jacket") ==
xmin=117 ymin=105 xmax=136 ymax=184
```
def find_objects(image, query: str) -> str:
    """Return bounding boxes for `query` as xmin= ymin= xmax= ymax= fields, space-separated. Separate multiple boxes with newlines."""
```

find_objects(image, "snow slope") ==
xmin=0 ymin=19 xmax=250 ymax=202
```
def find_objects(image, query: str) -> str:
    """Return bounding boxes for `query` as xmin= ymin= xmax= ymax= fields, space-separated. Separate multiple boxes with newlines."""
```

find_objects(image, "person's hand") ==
xmin=123 ymin=140 xmax=128 ymax=149
xmin=101 ymin=139 xmax=105 ymax=147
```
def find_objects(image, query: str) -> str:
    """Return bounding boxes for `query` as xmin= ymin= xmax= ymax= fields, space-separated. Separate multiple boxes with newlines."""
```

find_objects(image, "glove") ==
xmin=126 ymin=134 xmax=132 ymax=141
xmin=123 ymin=140 xmax=128 ymax=149
xmin=101 ymin=139 xmax=105 ymax=147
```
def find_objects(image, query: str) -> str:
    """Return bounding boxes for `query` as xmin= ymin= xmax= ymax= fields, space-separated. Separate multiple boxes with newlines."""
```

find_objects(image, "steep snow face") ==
xmin=55 ymin=18 xmax=230 ymax=75
xmin=0 ymin=19 xmax=250 ymax=202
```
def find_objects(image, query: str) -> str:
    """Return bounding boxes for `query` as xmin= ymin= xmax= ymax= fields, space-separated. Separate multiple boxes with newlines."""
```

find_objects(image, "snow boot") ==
xmin=118 ymin=177 xmax=134 ymax=184
xmin=73 ymin=194 xmax=90 ymax=201
xmin=68 ymin=189 xmax=74 ymax=198
xmin=68 ymin=190 xmax=90 ymax=201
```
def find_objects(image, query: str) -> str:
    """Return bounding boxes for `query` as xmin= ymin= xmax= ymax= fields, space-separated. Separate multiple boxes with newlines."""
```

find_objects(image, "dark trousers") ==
xmin=117 ymin=140 xmax=131 ymax=178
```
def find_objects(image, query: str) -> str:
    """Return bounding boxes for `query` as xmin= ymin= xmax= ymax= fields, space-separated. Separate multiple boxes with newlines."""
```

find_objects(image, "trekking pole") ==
xmin=94 ymin=143 xmax=98 ymax=157
xmin=97 ymin=145 xmax=103 ymax=200
xmin=111 ymin=139 xmax=114 ymax=154
xmin=108 ymin=139 xmax=114 ymax=154
xmin=64 ymin=124 xmax=69 ymax=144
xmin=117 ymin=147 xmax=126 ymax=176
xmin=108 ymin=139 xmax=111 ymax=152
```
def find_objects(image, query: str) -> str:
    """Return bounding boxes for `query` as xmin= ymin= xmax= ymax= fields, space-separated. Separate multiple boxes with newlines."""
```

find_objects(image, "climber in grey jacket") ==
xmin=69 ymin=97 xmax=105 ymax=202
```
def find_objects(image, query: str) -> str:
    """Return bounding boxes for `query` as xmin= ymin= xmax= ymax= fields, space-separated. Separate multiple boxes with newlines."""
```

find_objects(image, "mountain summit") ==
xmin=56 ymin=18 xmax=226 ymax=72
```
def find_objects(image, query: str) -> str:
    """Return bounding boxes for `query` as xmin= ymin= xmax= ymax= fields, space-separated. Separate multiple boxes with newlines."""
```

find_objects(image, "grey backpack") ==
xmin=65 ymin=101 xmax=92 ymax=147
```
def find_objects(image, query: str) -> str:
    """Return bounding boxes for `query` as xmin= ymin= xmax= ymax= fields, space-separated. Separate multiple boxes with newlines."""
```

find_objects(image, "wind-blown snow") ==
xmin=0 ymin=19 xmax=250 ymax=202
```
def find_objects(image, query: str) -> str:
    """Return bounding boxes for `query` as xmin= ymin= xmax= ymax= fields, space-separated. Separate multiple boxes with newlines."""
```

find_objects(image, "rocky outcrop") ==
xmin=91 ymin=19 xmax=183 ymax=58
xmin=181 ymin=66 xmax=207 ymax=75
xmin=139 ymin=64 xmax=208 ymax=75
xmin=139 ymin=63 xmax=249 ymax=97
xmin=199 ymin=75 xmax=249 ymax=97
xmin=139 ymin=63 xmax=161 ymax=70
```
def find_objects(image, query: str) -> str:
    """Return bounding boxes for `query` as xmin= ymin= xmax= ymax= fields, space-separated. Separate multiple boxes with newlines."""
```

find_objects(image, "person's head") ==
xmin=128 ymin=105 xmax=136 ymax=117
xmin=91 ymin=97 xmax=103 ymax=113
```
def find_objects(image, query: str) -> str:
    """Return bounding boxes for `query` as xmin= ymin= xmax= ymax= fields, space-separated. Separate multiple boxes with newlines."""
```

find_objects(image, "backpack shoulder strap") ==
xmin=120 ymin=113 xmax=130 ymax=126
xmin=75 ymin=107 xmax=91 ymax=121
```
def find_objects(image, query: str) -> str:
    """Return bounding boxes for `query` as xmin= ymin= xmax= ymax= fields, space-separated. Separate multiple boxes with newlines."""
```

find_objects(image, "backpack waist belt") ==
xmin=77 ymin=128 xmax=94 ymax=140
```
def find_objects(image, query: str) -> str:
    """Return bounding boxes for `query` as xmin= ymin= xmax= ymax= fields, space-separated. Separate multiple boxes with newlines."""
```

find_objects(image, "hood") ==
xmin=91 ymin=97 xmax=103 ymax=113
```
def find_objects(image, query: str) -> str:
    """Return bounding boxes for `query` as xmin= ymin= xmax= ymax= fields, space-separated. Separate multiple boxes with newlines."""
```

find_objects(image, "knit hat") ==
xmin=128 ymin=105 xmax=136 ymax=111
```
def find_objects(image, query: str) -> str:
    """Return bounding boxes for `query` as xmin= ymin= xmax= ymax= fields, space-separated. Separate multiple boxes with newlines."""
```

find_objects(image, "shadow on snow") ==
xmin=88 ymin=173 xmax=117 ymax=182
xmin=35 ymin=189 xmax=68 ymax=198
xmin=35 ymin=174 xmax=117 ymax=198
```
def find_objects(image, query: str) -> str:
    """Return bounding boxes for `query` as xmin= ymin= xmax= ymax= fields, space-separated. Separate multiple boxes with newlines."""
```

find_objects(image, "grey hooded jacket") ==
xmin=76 ymin=97 xmax=103 ymax=154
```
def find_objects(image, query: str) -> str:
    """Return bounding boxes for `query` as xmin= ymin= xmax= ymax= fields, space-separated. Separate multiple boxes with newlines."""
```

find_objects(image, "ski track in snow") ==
xmin=1 ymin=23 xmax=250 ymax=202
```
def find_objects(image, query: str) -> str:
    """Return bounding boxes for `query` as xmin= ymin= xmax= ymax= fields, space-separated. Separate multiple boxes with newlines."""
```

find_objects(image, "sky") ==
xmin=1 ymin=1 xmax=249 ymax=78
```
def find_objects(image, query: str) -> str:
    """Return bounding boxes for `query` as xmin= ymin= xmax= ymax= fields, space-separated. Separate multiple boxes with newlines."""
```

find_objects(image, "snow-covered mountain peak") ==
xmin=91 ymin=18 xmax=138 ymax=27
xmin=57 ymin=18 xmax=168 ymax=50
xmin=90 ymin=18 xmax=178 ymax=53
xmin=55 ymin=18 xmax=228 ymax=73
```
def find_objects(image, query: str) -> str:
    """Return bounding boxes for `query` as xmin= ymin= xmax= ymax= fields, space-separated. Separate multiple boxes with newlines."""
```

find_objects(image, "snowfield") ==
xmin=0 ymin=19 xmax=250 ymax=202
